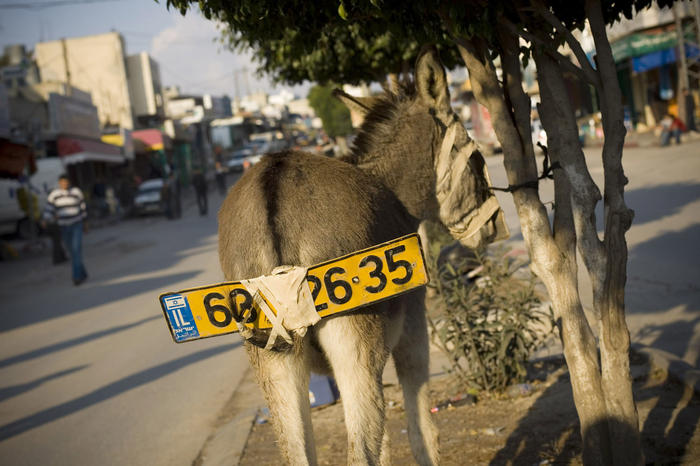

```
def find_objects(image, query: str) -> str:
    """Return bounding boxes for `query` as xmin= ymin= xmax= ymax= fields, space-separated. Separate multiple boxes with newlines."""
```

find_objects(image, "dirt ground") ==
xmin=238 ymin=352 xmax=700 ymax=465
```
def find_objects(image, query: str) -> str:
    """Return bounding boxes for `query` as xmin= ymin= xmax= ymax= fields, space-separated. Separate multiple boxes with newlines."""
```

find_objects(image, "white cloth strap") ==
xmin=241 ymin=265 xmax=320 ymax=349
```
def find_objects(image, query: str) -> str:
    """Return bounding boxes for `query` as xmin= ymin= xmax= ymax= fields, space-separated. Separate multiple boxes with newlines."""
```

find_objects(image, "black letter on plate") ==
xmin=229 ymin=288 xmax=257 ymax=324
xmin=359 ymin=254 xmax=387 ymax=293
xmin=385 ymin=245 xmax=413 ymax=285
xmin=306 ymin=275 xmax=329 ymax=312
xmin=204 ymin=292 xmax=233 ymax=328
xmin=324 ymin=267 xmax=352 ymax=305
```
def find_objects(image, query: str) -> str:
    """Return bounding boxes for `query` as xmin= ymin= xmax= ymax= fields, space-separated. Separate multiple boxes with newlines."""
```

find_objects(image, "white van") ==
xmin=0 ymin=158 xmax=64 ymax=238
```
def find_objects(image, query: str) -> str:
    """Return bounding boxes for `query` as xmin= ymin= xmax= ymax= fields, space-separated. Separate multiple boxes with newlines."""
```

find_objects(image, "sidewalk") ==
xmin=584 ymin=127 xmax=700 ymax=148
xmin=0 ymin=187 xmax=202 ymax=290
xmin=197 ymin=333 xmax=700 ymax=465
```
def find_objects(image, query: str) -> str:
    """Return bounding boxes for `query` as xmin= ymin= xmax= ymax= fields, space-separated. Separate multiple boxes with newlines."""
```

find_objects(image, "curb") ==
xmin=195 ymin=366 xmax=265 ymax=466
xmin=631 ymin=343 xmax=700 ymax=395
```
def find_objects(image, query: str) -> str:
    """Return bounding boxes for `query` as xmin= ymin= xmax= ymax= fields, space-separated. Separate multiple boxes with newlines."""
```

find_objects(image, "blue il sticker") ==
xmin=162 ymin=294 xmax=200 ymax=342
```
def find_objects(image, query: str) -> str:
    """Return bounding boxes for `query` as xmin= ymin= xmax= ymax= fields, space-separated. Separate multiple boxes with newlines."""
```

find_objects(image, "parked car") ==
xmin=132 ymin=178 xmax=181 ymax=218
xmin=225 ymin=141 xmax=270 ymax=172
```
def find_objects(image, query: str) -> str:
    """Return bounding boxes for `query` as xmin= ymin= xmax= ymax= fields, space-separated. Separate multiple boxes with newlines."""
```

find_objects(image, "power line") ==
xmin=0 ymin=0 xmax=120 ymax=10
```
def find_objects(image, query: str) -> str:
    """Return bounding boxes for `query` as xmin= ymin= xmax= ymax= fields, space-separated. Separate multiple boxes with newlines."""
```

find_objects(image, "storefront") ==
xmin=611 ymin=22 xmax=700 ymax=127
xmin=133 ymin=127 xmax=192 ymax=187
xmin=57 ymin=135 xmax=127 ymax=217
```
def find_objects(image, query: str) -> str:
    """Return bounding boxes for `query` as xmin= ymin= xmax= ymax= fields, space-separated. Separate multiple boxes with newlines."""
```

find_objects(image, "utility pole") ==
xmin=61 ymin=37 xmax=72 ymax=96
xmin=233 ymin=68 xmax=241 ymax=114
xmin=674 ymin=3 xmax=688 ymax=122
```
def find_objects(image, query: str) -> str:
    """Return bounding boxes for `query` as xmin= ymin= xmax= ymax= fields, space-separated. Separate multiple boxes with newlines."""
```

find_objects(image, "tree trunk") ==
xmin=586 ymin=0 xmax=642 ymax=463
xmin=456 ymin=32 xmax=611 ymax=465
xmin=450 ymin=2 xmax=642 ymax=461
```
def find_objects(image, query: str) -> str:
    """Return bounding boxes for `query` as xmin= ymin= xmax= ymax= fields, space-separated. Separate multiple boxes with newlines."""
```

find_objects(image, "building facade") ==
xmin=35 ymin=32 xmax=134 ymax=131
xmin=126 ymin=52 xmax=165 ymax=127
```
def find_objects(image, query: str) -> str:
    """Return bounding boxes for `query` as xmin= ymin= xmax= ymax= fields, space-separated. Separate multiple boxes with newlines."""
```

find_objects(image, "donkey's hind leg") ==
xmin=392 ymin=291 xmax=440 ymax=466
xmin=316 ymin=312 xmax=390 ymax=465
xmin=247 ymin=342 xmax=316 ymax=466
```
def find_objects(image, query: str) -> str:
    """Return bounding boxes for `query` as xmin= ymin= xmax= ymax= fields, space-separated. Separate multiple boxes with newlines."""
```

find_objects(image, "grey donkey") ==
xmin=218 ymin=47 xmax=507 ymax=465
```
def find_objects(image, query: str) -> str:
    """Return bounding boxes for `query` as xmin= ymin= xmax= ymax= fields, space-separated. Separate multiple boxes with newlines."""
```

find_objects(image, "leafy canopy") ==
xmin=164 ymin=0 xmax=676 ymax=86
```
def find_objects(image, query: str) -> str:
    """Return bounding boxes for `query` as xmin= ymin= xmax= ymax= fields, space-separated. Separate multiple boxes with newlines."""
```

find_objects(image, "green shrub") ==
xmin=425 ymin=234 xmax=554 ymax=393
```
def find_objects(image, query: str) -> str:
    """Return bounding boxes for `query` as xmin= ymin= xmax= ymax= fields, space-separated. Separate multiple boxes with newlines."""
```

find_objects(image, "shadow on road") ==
xmin=0 ymin=365 xmax=89 ymax=403
xmin=492 ymin=354 xmax=700 ymax=463
xmin=0 ymin=341 xmax=242 ymax=441
xmin=0 ymin=315 xmax=161 ymax=369
xmin=626 ymin=223 xmax=700 ymax=361
xmin=635 ymin=317 xmax=700 ymax=367
xmin=625 ymin=182 xmax=700 ymax=227
xmin=1 ymin=270 xmax=202 ymax=333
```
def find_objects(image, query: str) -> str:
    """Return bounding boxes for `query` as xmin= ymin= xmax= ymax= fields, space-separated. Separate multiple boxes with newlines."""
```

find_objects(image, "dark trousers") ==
xmin=661 ymin=128 xmax=681 ymax=146
xmin=215 ymin=173 xmax=226 ymax=196
xmin=48 ymin=222 xmax=68 ymax=264
xmin=60 ymin=221 xmax=87 ymax=282
xmin=194 ymin=186 xmax=208 ymax=215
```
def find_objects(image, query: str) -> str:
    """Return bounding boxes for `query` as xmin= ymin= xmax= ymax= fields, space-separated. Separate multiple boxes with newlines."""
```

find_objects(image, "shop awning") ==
xmin=102 ymin=130 xmax=137 ymax=159
xmin=633 ymin=43 xmax=700 ymax=72
xmin=57 ymin=136 xmax=126 ymax=165
xmin=611 ymin=23 xmax=696 ymax=63
xmin=132 ymin=129 xmax=171 ymax=151
xmin=0 ymin=138 xmax=36 ymax=179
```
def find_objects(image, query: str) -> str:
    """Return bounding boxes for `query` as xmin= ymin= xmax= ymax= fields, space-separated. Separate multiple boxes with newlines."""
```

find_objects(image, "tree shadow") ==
xmin=492 ymin=354 xmax=700 ymax=464
xmin=0 ymin=341 xmax=242 ymax=442
xmin=0 ymin=270 xmax=202 ymax=332
xmin=625 ymin=223 xmax=700 ymax=362
xmin=625 ymin=182 xmax=700 ymax=227
xmin=634 ymin=317 xmax=700 ymax=367
xmin=0 ymin=365 xmax=89 ymax=402
xmin=635 ymin=353 xmax=700 ymax=463
xmin=489 ymin=360 xmax=581 ymax=465
xmin=0 ymin=315 xmax=160 ymax=369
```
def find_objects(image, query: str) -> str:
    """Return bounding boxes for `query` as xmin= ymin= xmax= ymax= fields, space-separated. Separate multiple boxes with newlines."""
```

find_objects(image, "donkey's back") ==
xmin=218 ymin=150 xmax=415 ymax=281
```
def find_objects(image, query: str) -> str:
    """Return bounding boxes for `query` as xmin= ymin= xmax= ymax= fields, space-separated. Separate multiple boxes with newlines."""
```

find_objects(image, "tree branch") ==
xmin=531 ymin=0 xmax=601 ymax=85
xmin=503 ymin=18 xmax=600 ymax=89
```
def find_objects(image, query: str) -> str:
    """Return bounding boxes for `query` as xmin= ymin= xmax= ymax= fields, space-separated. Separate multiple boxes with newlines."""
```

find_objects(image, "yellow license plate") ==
xmin=159 ymin=234 xmax=428 ymax=343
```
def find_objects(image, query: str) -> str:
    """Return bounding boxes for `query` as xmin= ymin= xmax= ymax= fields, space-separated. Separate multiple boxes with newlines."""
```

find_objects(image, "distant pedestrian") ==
xmin=191 ymin=168 xmax=208 ymax=215
xmin=660 ymin=114 xmax=685 ymax=146
xmin=215 ymin=161 xmax=227 ymax=196
xmin=43 ymin=174 xmax=88 ymax=285
xmin=683 ymin=88 xmax=697 ymax=133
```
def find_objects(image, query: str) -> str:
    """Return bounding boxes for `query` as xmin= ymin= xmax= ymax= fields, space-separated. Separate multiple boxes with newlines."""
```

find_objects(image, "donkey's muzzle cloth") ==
xmin=435 ymin=122 xmax=509 ymax=249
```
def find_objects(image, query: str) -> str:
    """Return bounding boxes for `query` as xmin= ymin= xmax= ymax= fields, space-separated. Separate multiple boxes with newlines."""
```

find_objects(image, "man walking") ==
xmin=191 ymin=167 xmax=208 ymax=215
xmin=43 ymin=174 xmax=88 ymax=285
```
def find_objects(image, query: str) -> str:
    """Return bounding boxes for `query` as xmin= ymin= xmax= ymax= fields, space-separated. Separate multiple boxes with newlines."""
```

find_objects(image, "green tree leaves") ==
xmin=307 ymin=85 xmax=353 ymax=138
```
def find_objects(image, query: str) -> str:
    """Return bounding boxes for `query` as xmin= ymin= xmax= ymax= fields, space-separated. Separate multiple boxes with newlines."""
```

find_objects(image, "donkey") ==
xmin=218 ymin=47 xmax=506 ymax=465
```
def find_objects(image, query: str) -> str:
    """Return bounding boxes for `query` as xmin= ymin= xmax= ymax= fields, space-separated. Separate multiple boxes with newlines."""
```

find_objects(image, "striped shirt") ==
xmin=44 ymin=187 xmax=87 ymax=226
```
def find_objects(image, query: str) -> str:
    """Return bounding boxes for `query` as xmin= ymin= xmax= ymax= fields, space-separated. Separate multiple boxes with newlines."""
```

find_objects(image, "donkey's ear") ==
xmin=332 ymin=89 xmax=376 ymax=117
xmin=415 ymin=46 xmax=450 ymax=112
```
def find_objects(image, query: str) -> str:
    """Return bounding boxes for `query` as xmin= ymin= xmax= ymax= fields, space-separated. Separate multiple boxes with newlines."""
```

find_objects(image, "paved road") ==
xmin=486 ymin=139 xmax=700 ymax=367
xmin=0 ymin=141 xmax=698 ymax=465
xmin=0 ymin=183 xmax=246 ymax=466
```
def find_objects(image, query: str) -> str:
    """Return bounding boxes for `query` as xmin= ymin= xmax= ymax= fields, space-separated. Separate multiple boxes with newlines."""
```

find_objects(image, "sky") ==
xmin=0 ymin=0 xmax=310 ymax=99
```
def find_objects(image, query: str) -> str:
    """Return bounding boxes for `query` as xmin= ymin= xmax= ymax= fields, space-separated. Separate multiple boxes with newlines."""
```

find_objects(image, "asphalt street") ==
xmin=0 ymin=140 xmax=698 ymax=465
xmin=486 ymin=138 xmax=700 ymax=368
xmin=0 ymin=182 xmax=246 ymax=466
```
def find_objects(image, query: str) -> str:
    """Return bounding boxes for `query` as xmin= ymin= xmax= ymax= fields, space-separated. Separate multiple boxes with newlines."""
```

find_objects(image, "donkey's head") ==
xmin=336 ymin=47 xmax=508 ymax=250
